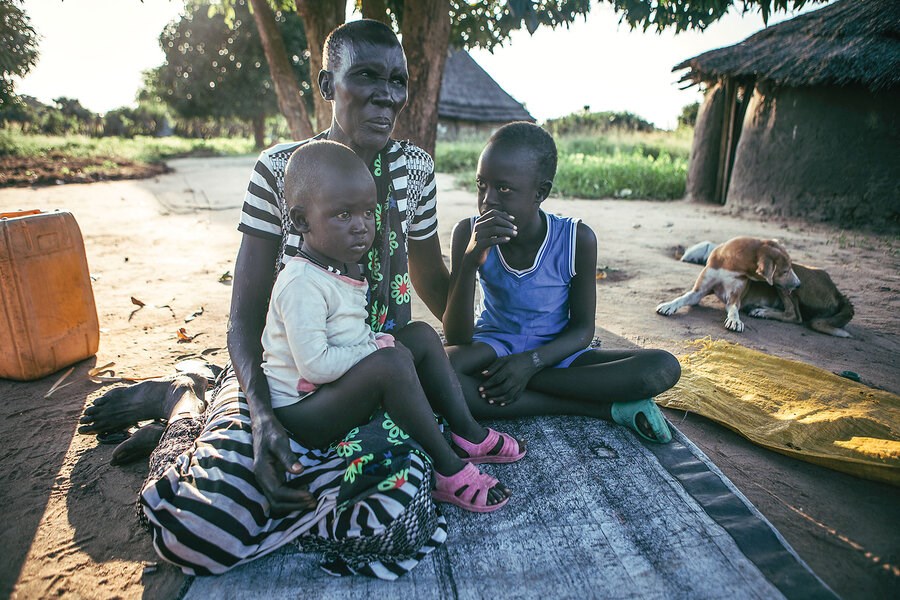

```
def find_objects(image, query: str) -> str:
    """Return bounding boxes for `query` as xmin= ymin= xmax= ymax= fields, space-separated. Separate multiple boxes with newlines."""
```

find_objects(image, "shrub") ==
xmin=544 ymin=111 xmax=656 ymax=137
xmin=678 ymin=102 xmax=700 ymax=128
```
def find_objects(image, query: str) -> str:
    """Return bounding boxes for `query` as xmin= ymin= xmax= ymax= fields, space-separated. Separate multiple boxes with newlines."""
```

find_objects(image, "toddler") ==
xmin=262 ymin=140 xmax=526 ymax=513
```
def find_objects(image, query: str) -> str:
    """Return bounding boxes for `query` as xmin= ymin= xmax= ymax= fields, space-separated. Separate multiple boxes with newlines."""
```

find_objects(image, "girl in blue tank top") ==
xmin=443 ymin=123 xmax=680 ymax=444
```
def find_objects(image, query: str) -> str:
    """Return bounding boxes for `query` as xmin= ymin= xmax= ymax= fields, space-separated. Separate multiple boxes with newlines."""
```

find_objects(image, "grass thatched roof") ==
xmin=674 ymin=0 xmax=900 ymax=92
xmin=439 ymin=49 xmax=534 ymax=122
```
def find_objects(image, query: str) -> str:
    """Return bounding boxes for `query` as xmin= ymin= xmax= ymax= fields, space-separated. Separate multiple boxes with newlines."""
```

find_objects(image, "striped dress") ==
xmin=139 ymin=136 xmax=447 ymax=580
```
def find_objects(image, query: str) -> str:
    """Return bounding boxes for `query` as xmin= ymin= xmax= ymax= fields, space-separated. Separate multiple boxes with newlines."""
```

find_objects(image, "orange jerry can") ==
xmin=0 ymin=210 xmax=100 ymax=381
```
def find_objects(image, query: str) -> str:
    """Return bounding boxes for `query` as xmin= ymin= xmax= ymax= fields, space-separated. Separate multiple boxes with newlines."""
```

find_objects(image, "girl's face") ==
xmin=293 ymin=172 xmax=377 ymax=270
xmin=476 ymin=142 xmax=548 ymax=230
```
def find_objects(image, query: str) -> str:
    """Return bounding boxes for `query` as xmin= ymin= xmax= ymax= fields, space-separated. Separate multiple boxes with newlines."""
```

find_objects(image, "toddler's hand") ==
xmin=478 ymin=352 xmax=542 ymax=407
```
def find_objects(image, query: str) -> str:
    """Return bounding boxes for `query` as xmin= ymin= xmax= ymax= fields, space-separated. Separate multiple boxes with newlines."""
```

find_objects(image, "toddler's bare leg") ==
xmin=398 ymin=324 xmax=526 ymax=458
xmin=394 ymin=323 xmax=485 ymax=440
xmin=275 ymin=346 xmax=509 ymax=506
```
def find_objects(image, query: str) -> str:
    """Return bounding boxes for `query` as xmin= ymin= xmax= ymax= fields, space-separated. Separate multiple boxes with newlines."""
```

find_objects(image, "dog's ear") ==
xmin=756 ymin=253 xmax=776 ymax=286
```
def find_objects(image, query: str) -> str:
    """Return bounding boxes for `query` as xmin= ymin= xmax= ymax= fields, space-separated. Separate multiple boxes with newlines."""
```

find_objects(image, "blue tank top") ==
xmin=474 ymin=211 xmax=580 ymax=344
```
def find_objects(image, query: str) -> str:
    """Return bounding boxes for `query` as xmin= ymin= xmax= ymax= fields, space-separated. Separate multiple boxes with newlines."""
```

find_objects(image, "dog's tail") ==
xmin=808 ymin=293 xmax=854 ymax=338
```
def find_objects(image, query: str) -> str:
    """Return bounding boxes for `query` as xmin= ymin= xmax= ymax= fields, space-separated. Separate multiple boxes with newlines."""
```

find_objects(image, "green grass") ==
xmin=0 ymin=131 xmax=256 ymax=162
xmin=439 ymin=128 xmax=692 ymax=201
xmin=433 ymin=139 xmax=484 ymax=173
xmin=555 ymin=151 xmax=687 ymax=200
xmin=3 ymin=128 xmax=693 ymax=199
xmin=558 ymin=128 xmax=692 ymax=162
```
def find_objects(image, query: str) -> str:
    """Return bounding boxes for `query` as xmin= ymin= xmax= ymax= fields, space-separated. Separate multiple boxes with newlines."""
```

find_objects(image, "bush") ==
xmin=544 ymin=111 xmax=656 ymax=137
xmin=678 ymin=102 xmax=700 ymax=128
xmin=2 ymin=93 xmax=285 ymax=141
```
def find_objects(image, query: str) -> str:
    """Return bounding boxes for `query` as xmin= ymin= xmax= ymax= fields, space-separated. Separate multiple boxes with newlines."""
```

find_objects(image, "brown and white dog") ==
xmin=741 ymin=264 xmax=854 ymax=337
xmin=655 ymin=237 xmax=854 ymax=337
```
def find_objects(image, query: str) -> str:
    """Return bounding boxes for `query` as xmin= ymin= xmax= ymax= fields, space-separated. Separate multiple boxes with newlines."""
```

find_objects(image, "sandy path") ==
xmin=1 ymin=157 xmax=897 ymax=598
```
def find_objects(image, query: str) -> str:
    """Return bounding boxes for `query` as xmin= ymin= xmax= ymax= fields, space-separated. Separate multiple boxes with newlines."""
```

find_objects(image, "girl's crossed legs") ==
xmin=448 ymin=342 xmax=681 ymax=441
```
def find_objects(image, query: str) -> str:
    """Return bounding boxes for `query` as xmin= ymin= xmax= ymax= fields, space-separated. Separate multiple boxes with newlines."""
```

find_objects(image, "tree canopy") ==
xmin=257 ymin=0 xmax=824 ymax=151
xmin=145 ymin=0 xmax=311 ymax=146
xmin=169 ymin=0 xmax=826 ymax=152
xmin=0 ymin=0 xmax=40 ymax=105
xmin=370 ymin=0 xmax=821 ymax=49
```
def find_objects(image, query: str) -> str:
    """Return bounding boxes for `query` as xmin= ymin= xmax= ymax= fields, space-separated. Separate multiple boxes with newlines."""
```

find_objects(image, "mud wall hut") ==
xmin=674 ymin=0 xmax=900 ymax=227
xmin=437 ymin=49 xmax=534 ymax=140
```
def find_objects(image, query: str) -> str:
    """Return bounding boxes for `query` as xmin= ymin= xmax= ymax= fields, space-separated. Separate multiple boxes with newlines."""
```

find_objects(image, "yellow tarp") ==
xmin=658 ymin=339 xmax=900 ymax=486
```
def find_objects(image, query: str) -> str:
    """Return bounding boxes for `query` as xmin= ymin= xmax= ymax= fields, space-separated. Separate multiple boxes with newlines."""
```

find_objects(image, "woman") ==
xmin=79 ymin=19 xmax=451 ymax=579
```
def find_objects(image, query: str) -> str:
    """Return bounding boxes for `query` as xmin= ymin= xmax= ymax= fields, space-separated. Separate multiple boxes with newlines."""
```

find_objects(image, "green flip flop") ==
xmin=611 ymin=398 xmax=672 ymax=444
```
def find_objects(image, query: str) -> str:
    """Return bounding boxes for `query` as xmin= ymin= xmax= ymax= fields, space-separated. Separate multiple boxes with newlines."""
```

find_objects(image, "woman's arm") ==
xmin=228 ymin=234 xmax=314 ymax=514
xmin=407 ymin=164 xmax=449 ymax=320
xmin=408 ymin=234 xmax=449 ymax=320
xmin=479 ymin=222 xmax=598 ymax=405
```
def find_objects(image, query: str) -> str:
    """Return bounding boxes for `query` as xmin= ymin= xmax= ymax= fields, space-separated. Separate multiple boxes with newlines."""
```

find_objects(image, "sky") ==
xmin=15 ymin=1 xmax=818 ymax=130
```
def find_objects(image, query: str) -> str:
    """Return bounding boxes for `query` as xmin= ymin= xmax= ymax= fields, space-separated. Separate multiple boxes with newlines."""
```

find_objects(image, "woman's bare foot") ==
xmin=110 ymin=422 xmax=165 ymax=465
xmin=78 ymin=374 xmax=207 ymax=435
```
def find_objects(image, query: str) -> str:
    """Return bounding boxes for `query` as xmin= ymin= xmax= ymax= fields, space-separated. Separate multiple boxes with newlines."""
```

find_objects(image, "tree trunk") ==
xmin=296 ymin=0 xmax=345 ymax=132
xmin=394 ymin=0 xmax=451 ymax=156
xmin=248 ymin=0 xmax=314 ymax=140
xmin=252 ymin=113 xmax=266 ymax=149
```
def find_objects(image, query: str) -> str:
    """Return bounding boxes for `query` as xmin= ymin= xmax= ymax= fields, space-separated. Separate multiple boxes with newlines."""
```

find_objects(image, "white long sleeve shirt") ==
xmin=262 ymin=257 xmax=392 ymax=409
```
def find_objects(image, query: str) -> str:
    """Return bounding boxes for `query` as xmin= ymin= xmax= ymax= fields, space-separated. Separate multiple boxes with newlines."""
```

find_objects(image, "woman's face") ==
xmin=323 ymin=41 xmax=408 ymax=162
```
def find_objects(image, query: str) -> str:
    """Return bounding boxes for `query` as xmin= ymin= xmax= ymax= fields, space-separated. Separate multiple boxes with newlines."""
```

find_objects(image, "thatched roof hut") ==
xmin=674 ymin=0 xmax=900 ymax=228
xmin=437 ymin=49 xmax=534 ymax=140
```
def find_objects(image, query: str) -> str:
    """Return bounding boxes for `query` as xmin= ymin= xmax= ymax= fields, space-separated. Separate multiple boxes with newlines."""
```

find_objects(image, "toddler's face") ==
xmin=476 ymin=143 xmax=543 ymax=225
xmin=300 ymin=173 xmax=377 ymax=269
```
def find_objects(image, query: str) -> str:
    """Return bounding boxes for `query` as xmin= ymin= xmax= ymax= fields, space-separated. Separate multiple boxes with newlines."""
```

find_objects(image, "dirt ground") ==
xmin=1 ymin=157 xmax=897 ymax=599
xmin=0 ymin=153 xmax=170 ymax=187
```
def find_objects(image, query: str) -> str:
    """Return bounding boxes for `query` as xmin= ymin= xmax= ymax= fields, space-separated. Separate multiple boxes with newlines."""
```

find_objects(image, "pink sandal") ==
xmin=451 ymin=428 xmax=526 ymax=464
xmin=433 ymin=463 xmax=510 ymax=513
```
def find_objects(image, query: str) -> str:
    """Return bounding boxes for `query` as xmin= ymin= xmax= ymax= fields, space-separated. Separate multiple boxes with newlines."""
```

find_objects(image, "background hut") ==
xmin=437 ymin=49 xmax=534 ymax=140
xmin=674 ymin=0 xmax=900 ymax=228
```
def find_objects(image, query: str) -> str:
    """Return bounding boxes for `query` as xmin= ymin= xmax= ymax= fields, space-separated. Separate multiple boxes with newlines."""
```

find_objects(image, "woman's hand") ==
xmin=251 ymin=413 xmax=317 ymax=517
xmin=228 ymin=234 xmax=317 ymax=516
xmin=464 ymin=209 xmax=517 ymax=266
xmin=478 ymin=352 xmax=542 ymax=406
